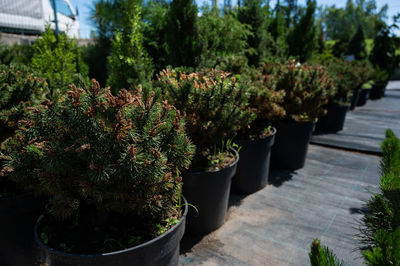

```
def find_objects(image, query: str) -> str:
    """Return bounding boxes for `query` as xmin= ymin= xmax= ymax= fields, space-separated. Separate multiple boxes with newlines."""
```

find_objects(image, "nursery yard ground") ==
xmin=179 ymin=81 xmax=400 ymax=266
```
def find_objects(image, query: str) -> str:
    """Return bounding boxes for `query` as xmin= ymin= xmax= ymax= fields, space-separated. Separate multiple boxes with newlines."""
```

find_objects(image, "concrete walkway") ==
xmin=178 ymin=83 xmax=400 ymax=265
xmin=179 ymin=146 xmax=380 ymax=265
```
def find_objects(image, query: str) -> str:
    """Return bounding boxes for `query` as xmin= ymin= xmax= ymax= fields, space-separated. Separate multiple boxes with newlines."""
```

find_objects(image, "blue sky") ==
xmin=69 ymin=0 xmax=400 ymax=38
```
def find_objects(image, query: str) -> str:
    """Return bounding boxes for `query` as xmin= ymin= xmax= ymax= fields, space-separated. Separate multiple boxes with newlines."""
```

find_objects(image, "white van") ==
xmin=0 ymin=0 xmax=79 ymax=38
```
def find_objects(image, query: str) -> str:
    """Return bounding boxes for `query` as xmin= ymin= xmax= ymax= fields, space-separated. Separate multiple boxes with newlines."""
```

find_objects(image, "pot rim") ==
xmin=238 ymin=127 xmax=277 ymax=142
xmin=186 ymin=148 xmax=239 ymax=174
xmin=34 ymin=196 xmax=188 ymax=258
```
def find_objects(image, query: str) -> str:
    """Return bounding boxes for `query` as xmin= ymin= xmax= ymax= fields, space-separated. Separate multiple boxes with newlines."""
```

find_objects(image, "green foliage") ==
xmin=0 ymin=64 xmax=47 ymax=142
xmin=361 ymin=129 xmax=400 ymax=246
xmin=322 ymin=0 xmax=388 ymax=41
xmin=237 ymin=0 xmax=274 ymax=65
xmin=0 ymin=42 xmax=34 ymax=65
xmin=275 ymin=60 xmax=336 ymax=122
xmin=369 ymin=21 xmax=399 ymax=75
xmin=347 ymin=25 xmax=367 ymax=60
xmin=197 ymin=6 xmax=251 ymax=68
xmin=238 ymin=63 xmax=286 ymax=137
xmin=286 ymin=0 xmax=317 ymax=62
xmin=166 ymin=0 xmax=198 ymax=67
xmin=31 ymin=27 xmax=88 ymax=99
xmin=317 ymin=58 xmax=359 ymax=103
xmin=2 ymin=79 xmax=194 ymax=227
xmin=268 ymin=2 xmax=288 ymax=59
xmin=363 ymin=228 xmax=400 ymax=266
xmin=142 ymin=0 xmax=169 ymax=72
xmin=156 ymin=68 xmax=254 ymax=166
xmin=107 ymin=0 xmax=153 ymax=93
xmin=309 ymin=239 xmax=346 ymax=266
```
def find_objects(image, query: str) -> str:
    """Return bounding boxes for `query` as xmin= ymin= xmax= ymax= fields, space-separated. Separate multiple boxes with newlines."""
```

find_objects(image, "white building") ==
xmin=0 ymin=0 xmax=79 ymax=38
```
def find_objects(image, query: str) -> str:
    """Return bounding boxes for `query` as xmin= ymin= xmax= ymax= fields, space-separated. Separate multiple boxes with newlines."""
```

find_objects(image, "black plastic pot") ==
xmin=272 ymin=121 xmax=315 ymax=170
xmin=34 ymin=197 xmax=188 ymax=266
xmin=357 ymin=89 xmax=371 ymax=106
xmin=0 ymin=193 xmax=45 ymax=266
xmin=369 ymin=82 xmax=387 ymax=99
xmin=350 ymin=89 xmax=360 ymax=110
xmin=315 ymin=103 xmax=349 ymax=133
xmin=232 ymin=129 xmax=276 ymax=194
xmin=183 ymin=151 xmax=239 ymax=235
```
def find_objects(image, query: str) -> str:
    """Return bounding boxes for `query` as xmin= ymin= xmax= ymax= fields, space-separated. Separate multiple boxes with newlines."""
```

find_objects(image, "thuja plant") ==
xmin=1 ymin=80 xmax=194 ymax=253
xmin=107 ymin=0 xmax=153 ymax=93
xmin=0 ymin=64 xmax=47 ymax=142
xmin=237 ymin=63 xmax=286 ymax=138
xmin=31 ymin=26 xmax=88 ymax=100
xmin=156 ymin=68 xmax=254 ymax=170
xmin=275 ymin=60 xmax=336 ymax=122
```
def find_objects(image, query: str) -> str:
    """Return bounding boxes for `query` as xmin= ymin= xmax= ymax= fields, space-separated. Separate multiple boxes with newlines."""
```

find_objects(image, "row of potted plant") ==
xmin=0 ymin=58 xmax=387 ymax=265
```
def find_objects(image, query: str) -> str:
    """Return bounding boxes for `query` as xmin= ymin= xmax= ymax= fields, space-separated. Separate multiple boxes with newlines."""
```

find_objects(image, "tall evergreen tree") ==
xmin=238 ymin=0 xmax=273 ymax=65
xmin=107 ymin=0 xmax=153 ymax=92
xmin=166 ymin=0 xmax=198 ymax=67
xmin=286 ymin=0 xmax=317 ymax=62
xmin=347 ymin=25 xmax=367 ymax=59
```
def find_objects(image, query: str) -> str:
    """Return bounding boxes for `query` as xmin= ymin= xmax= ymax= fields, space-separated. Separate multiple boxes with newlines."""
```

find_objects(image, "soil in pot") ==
xmin=34 ymin=198 xmax=188 ymax=266
xmin=232 ymin=128 xmax=276 ymax=194
xmin=183 ymin=150 xmax=239 ymax=235
xmin=0 ymin=191 xmax=45 ymax=266
xmin=357 ymin=89 xmax=371 ymax=106
xmin=271 ymin=121 xmax=315 ymax=170
xmin=315 ymin=103 xmax=349 ymax=133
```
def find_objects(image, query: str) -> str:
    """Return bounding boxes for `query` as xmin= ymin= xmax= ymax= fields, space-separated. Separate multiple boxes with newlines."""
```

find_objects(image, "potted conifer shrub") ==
xmin=232 ymin=63 xmax=286 ymax=193
xmin=0 ymin=64 xmax=47 ymax=265
xmin=156 ymin=68 xmax=254 ymax=234
xmin=352 ymin=60 xmax=373 ymax=107
xmin=316 ymin=58 xmax=355 ymax=132
xmin=272 ymin=61 xmax=335 ymax=170
xmin=370 ymin=67 xmax=390 ymax=100
xmin=2 ymin=80 xmax=194 ymax=266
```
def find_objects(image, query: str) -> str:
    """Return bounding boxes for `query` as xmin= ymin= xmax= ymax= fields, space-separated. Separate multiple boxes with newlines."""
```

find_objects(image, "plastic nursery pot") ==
xmin=182 ymin=150 xmax=239 ymax=235
xmin=350 ymin=89 xmax=360 ymax=110
xmin=369 ymin=82 xmax=387 ymax=99
xmin=315 ymin=103 xmax=350 ymax=133
xmin=34 ymin=197 xmax=188 ymax=266
xmin=356 ymin=89 xmax=371 ymax=106
xmin=271 ymin=121 xmax=315 ymax=171
xmin=232 ymin=128 xmax=276 ymax=194
xmin=0 ymin=193 xmax=45 ymax=266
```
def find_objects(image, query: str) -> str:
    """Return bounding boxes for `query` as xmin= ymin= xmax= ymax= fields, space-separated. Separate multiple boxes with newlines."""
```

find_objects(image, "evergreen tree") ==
xmin=196 ymin=5 xmax=250 ymax=68
xmin=238 ymin=0 xmax=273 ymax=66
xmin=31 ymin=27 xmax=87 ymax=98
xmin=286 ymin=0 xmax=317 ymax=62
xmin=107 ymin=0 xmax=153 ymax=93
xmin=166 ymin=0 xmax=198 ymax=67
xmin=268 ymin=0 xmax=287 ymax=59
xmin=370 ymin=21 xmax=399 ymax=75
xmin=347 ymin=25 xmax=367 ymax=60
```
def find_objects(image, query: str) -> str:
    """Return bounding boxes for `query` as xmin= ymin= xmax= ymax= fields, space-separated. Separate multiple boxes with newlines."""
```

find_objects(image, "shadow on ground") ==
xmin=268 ymin=168 xmax=294 ymax=187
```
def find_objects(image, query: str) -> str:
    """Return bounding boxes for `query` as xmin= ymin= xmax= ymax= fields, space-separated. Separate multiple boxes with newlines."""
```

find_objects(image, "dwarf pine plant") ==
xmin=2 ymin=79 xmax=194 ymax=252
xmin=275 ymin=60 xmax=336 ymax=122
xmin=238 ymin=63 xmax=286 ymax=138
xmin=0 ymin=64 xmax=47 ymax=142
xmin=319 ymin=58 xmax=360 ymax=103
xmin=156 ymin=68 xmax=254 ymax=169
